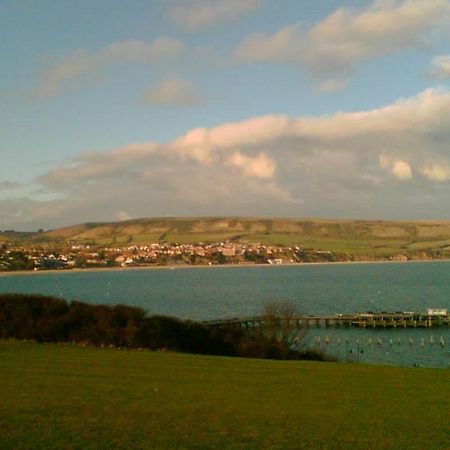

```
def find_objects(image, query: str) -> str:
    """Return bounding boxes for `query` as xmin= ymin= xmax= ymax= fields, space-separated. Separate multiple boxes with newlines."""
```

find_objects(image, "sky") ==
xmin=2 ymin=0 xmax=450 ymax=230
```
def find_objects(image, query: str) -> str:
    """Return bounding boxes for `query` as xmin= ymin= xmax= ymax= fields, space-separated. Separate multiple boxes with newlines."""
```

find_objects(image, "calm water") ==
xmin=1 ymin=262 xmax=449 ymax=368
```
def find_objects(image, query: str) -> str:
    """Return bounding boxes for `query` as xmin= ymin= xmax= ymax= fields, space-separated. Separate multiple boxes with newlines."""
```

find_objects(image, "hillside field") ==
xmin=1 ymin=340 xmax=449 ymax=449
xmin=6 ymin=217 xmax=450 ymax=258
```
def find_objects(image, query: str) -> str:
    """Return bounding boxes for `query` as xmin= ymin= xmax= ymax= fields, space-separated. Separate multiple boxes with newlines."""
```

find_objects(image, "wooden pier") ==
xmin=204 ymin=309 xmax=450 ymax=329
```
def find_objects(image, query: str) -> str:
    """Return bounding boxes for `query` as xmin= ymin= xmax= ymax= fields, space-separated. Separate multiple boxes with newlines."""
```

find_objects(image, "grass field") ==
xmin=1 ymin=340 xmax=449 ymax=449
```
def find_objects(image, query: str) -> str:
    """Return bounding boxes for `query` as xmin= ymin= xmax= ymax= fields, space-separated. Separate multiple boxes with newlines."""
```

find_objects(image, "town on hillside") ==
xmin=0 ymin=239 xmax=447 ymax=272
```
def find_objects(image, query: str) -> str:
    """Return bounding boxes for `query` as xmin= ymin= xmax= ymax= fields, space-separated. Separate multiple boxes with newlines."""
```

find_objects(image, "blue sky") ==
xmin=1 ymin=0 xmax=450 ymax=230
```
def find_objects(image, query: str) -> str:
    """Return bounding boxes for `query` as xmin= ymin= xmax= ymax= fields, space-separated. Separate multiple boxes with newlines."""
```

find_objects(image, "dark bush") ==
xmin=0 ymin=293 xmax=328 ymax=361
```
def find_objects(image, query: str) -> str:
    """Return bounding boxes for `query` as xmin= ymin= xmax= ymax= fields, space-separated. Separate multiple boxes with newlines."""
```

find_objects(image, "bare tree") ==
xmin=262 ymin=301 xmax=309 ymax=351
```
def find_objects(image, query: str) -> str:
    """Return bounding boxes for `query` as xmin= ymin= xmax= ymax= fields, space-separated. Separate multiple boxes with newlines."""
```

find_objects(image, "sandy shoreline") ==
xmin=1 ymin=258 xmax=450 ymax=277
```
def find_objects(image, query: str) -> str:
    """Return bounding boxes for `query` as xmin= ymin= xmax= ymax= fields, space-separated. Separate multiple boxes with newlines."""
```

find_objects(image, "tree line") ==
xmin=0 ymin=294 xmax=327 ymax=360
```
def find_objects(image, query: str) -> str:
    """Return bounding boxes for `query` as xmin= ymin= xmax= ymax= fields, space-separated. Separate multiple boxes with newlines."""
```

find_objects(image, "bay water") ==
xmin=1 ymin=261 xmax=449 ymax=368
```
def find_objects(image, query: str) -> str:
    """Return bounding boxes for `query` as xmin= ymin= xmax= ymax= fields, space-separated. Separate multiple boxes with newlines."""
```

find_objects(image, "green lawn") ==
xmin=1 ymin=340 xmax=449 ymax=449
xmin=404 ymin=239 xmax=450 ymax=250
xmin=163 ymin=233 xmax=242 ymax=244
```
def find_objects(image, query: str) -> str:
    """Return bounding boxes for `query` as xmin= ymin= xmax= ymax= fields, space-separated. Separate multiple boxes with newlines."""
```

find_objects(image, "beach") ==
xmin=2 ymin=257 xmax=450 ymax=278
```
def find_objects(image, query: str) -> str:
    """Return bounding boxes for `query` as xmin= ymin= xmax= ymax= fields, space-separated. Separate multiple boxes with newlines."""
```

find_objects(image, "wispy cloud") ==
xmin=170 ymin=0 xmax=263 ymax=31
xmin=313 ymin=79 xmax=349 ymax=94
xmin=144 ymin=76 xmax=202 ymax=106
xmin=234 ymin=0 xmax=450 ymax=89
xmin=35 ymin=37 xmax=184 ymax=98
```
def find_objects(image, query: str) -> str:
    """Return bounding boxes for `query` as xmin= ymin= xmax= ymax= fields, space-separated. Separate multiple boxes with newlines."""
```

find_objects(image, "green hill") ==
xmin=1 ymin=340 xmax=448 ymax=449
xmin=18 ymin=217 xmax=450 ymax=257
xmin=6 ymin=217 xmax=450 ymax=258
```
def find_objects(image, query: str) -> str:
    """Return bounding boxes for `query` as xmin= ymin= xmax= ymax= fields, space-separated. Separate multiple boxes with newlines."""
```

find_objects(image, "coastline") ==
xmin=1 ymin=258 xmax=450 ymax=277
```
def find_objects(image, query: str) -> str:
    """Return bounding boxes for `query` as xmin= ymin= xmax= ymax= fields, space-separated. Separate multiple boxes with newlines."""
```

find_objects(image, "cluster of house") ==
xmin=0 ymin=240 xmax=349 ymax=271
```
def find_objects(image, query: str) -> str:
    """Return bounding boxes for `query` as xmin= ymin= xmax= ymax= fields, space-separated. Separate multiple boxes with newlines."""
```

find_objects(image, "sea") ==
xmin=1 ymin=261 xmax=449 ymax=368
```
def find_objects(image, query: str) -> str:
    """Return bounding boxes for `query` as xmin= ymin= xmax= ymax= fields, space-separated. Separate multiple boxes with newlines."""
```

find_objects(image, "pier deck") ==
xmin=204 ymin=311 xmax=450 ymax=329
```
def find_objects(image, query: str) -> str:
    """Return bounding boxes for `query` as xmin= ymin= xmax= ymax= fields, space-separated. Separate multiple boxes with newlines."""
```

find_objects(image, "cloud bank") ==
xmin=234 ymin=0 xmax=450 ymax=88
xmin=3 ymin=87 xmax=450 ymax=229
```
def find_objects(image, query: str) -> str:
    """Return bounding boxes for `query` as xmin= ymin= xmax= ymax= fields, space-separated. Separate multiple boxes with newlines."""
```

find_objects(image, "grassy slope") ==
xmin=15 ymin=216 xmax=450 ymax=258
xmin=1 ymin=340 xmax=449 ymax=450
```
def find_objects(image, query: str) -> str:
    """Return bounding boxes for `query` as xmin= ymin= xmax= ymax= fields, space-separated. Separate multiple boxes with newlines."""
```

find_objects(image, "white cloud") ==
xmin=392 ymin=161 xmax=413 ymax=180
xmin=379 ymin=154 xmax=413 ymax=180
xmin=226 ymin=152 xmax=276 ymax=179
xmin=430 ymin=54 xmax=450 ymax=78
xmin=115 ymin=210 xmax=132 ymax=221
xmin=7 ymin=87 xmax=450 ymax=229
xmin=170 ymin=0 xmax=263 ymax=31
xmin=234 ymin=0 xmax=450 ymax=85
xmin=35 ymin=37 xmax=184 ymax=98
xmin=420 ymin=163 xmax=450 ymax=181
xmin=144 ymin=77 xmax=202 ymax=106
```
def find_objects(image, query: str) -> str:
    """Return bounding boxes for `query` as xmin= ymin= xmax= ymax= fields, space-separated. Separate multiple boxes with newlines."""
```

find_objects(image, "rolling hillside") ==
xmin=6 ymin=217 xmax=450 ymax=257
